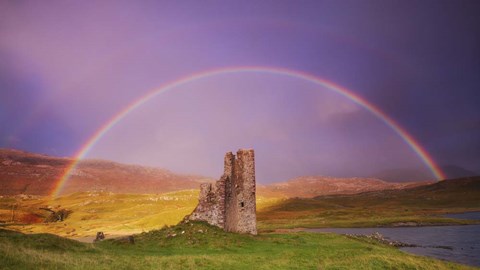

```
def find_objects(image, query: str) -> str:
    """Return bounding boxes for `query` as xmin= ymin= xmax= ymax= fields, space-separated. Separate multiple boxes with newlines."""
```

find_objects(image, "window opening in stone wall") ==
xmin=240 ymin=202 xmax=244 ymax=207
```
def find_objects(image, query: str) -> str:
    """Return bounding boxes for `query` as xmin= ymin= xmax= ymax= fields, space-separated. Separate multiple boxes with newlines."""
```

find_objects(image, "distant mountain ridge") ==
xmin=440 ymin=165 xmax=479 ymax=179
xmin=374 ymin=165 xmax=479 ymax=182
xmin=0 ymin=148 xmax=212 ymax=195
xmin=257 ymin=176 xmax=433 ymax=198
xmin=1 ymin=148 xmax=435 ymax=197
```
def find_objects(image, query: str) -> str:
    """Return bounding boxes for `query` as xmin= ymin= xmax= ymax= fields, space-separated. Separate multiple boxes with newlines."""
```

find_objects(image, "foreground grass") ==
xmin=0 ymin=221 xmax=475 ymax=270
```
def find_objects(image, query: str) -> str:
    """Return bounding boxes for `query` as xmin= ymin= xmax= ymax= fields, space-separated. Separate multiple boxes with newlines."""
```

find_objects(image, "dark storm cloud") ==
xmin=0 ymin=50 xmax=76 ymax=155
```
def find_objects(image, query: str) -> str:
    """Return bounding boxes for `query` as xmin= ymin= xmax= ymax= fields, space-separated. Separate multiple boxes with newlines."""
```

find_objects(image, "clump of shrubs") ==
xmin=42 ymin=208 xmax=72 ymax=222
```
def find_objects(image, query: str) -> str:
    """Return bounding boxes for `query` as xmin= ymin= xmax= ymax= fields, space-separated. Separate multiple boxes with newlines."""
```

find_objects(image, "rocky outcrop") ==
xmin=39 ymin=207 xmax=72 ymax=222
xmin=188 ymin=149 xmax=257 ymax=235
xmin=94 ymin=232 xmax=105 ymax=242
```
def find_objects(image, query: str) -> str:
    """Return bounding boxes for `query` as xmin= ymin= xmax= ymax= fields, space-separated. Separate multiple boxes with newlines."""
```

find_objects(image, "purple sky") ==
xmin=1 ymin=1 xmax=479 ymax=183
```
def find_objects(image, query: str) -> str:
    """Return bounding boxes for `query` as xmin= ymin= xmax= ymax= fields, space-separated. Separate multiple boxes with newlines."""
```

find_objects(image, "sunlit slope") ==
xmin=1 ymin=222 xmax=475 ymax=270
xmin=0 ymin=190 xmax=281 ymax=237
xmin=2 ymin=177 xmax=478 ymax=237
xmin=258 ymin=176 xmax=480 ymax=230
xmin=1 ymin=190 xmax=198 ymax=237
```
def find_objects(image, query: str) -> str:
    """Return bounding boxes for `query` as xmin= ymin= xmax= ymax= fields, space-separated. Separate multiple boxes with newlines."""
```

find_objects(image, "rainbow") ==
xmin=50 ymin=66 xmax=446 ymax=198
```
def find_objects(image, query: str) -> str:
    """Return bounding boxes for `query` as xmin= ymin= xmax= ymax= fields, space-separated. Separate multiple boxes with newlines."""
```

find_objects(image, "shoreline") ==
xmin=269 ymin=217 xmax=480 ymax=233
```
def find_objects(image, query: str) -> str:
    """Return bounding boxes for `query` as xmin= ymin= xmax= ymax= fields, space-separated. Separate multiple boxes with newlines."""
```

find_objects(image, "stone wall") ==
xmin=187 ymin=178 xmax=226 ymax=228
xmin=188 ymin=149 xmax=257 ymax=235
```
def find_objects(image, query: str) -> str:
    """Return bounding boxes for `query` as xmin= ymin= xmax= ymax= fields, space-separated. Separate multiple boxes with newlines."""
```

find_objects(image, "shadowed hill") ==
xmin=258 ymin=176 xmax=480 ymax=229
xmin=441 ymin=165 xmax=479 ymax=179
xmin=375 ymin=166 xmax=479 ymax=182
xmin=0 ymin=148 xmax=212 ymax=195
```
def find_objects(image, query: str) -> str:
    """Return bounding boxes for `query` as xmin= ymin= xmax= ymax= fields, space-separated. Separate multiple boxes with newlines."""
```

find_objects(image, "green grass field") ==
xmin=0 ymin=221 xmax=475 ymax=270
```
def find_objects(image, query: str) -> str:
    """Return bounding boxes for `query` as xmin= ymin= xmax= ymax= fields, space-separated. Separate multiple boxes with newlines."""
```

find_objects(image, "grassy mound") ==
xmin=0 ymin=229 xmax=95 ymax=269
xmin=1 ymin=222 xmax=475 ymax=269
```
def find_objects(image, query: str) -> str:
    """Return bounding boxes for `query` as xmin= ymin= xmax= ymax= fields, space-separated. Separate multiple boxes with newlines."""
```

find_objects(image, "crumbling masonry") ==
xmin=188 ymin=149 xmax=257 ymax=235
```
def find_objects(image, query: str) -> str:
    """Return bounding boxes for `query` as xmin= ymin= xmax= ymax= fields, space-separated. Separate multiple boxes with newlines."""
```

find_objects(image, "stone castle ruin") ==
xmin=187 ymin=149 xmax=257 ymax=235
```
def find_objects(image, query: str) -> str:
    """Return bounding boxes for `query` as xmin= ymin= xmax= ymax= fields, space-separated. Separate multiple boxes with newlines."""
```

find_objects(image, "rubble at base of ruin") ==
xmin=187 ymin=149 xmax=257 ymax=235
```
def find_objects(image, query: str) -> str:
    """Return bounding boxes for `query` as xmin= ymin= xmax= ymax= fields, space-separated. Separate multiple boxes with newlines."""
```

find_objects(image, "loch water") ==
xmin=306 ymin=212 xmax=480 ymax=267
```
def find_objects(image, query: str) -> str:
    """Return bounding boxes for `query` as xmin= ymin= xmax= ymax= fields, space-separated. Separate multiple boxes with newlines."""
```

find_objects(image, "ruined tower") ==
xmin=188 ymin=149 xmax=257 ymax=235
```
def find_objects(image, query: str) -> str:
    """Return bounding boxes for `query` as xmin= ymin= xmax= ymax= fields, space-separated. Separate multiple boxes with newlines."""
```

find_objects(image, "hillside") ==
xmin=0 ymin=149 xmax=212 ymax=196
xmin=258 ymin=176 xmax=480 ymax=230
xmin=0 ymin=190 xmax=200 ymax=237
xmin=0 ymin=188 xmax=280 ymax=237
xmin=2 ymin=149 xmax=433 ymax=198
xmin=257 ymin=176 xmax=432 ymax=198
xmin=2 ymin=177 xmax=478 ymax=238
